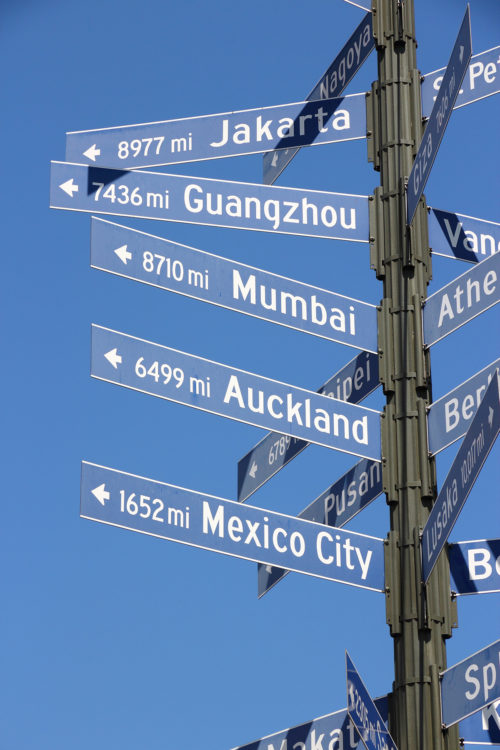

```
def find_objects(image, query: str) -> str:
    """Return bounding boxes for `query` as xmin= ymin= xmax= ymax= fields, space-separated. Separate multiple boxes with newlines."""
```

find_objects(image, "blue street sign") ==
xmin=449 ymin=538 xmax=500 ymax=595
xmin=407 ymin=7 xmax=471 ymax=225
xmin=459 ymin=698 xmax=500 ymax=745
xmin=422 ymin=374 xmax=500 ymax=583
xmin=346 ymin=652 xmax=398 ymax=750
xmin=429 ymin=208 xmax=500 ymax=264
xmin=81 ymin=462 xmax=385 ymax=592
xmin=258 ymin=457 xmax=382 ymax=597
xmin=441 ymin=639 xmax=500 ymax=727
xmin=66 ymin=94 xmax=366 ymax=170
xmin=427 ymin=359 xmax=500 ymax=455
xmin=91 ymin=217 xmax=377 ymax=351
xmin=230 ymin=696 xmax=388 ymax=750
xmin=263 ymin=12 xmax=373 ymax=184
xmin=422 ymin=46 xmax=500 ymax=117
xmin=50 ymin=162 xmax=369 ymax=242
xmin=91 ymin=325 xmax=382 ymax=461
xmin=238 ymin=351 xmax=380 ymax=502
xmin=423 ymin=252 xmax=500 ymax=347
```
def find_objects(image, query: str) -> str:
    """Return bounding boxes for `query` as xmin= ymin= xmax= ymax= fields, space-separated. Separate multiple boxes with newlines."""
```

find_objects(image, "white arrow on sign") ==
xmin=249 ymin=461 xmax=258 ymax=479
xmin=104 ymin=348 xmax=122 ymax=369
xmin=59 ymin=178 xmax=78 ymax=197
xmin=83 ymin=144 xmax=101 ymax=161
xmin=114 ymin=244 xmax=132 ymax=265
xmin=91 ymin=483 xmax=110 ymax=506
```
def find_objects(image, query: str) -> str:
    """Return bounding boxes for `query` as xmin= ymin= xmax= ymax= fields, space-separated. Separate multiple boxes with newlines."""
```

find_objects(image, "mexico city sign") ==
xmin=407 ymin=6 xmax=471 ymax=224
xmin=66 ymin=94 xmax=366 ymax=169
xmin=423 ymin=252 xmax=500 ymax=347
xmin=50 ymin=162 xmax=368 ymax=242
xmin=238 ymin=350 xmax=379 ymax=502
xmin=81 ymin=462 xmax=385 ymax=592
xmin=91 ymin=217 xmax=378 ymax=351
xmin=91 ymin=325 xmax=382 ymax=461
xmin=441 ymin=639 xmax=500 ymax=727
xmin=422 ymin=374 xmax=500 ymax=583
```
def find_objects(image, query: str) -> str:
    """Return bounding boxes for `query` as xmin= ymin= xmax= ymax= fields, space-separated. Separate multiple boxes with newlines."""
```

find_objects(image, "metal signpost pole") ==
xmin=368 ymin=1 xmax=458 ymax=747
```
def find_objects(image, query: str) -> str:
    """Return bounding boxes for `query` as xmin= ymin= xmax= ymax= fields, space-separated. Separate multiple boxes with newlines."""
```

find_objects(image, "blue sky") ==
xmin=1 ymin=1 xmax=499 ymax=748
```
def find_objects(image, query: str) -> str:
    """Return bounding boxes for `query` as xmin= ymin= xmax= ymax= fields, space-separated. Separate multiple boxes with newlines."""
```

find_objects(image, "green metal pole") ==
xmin=367 ymin=0 xmax=459 ymax=748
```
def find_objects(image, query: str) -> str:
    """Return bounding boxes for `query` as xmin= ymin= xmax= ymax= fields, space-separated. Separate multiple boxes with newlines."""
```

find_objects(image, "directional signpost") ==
xmin=423 ymin=252 xmax=500 ymax=347
xmin=459 ymin=698 xmax=500 ymax=745
xmin=81 ymin=461 xmax=385 ymax=591
xmin=427 ymin=358 xmax=500 ymax=454
xmin=422 ymin=373 xmax=500 ymax=583
xmin=91 ymin=217 xmax=378 ymax=351
xmin=449 ymin=538 xmax=500 ymax=595
xmin=422 ymin=46 xmax=500 ymax=116
xmin=428 ymin=208 xmax=500 ymax=264
xmin=237 ymin=350 xmax=379 ymax=501
xmin=66 ymin=94 xmax=366 ymax=169
xmin=407 ymin=6 xmax=471 ymax=225
xmin=346 ymin=652 xmax=398 ymax=750
xmin=50 ymin=162 xmax=369 ymax=242
xmin=91 ymin=325 xmax=382 ymax=461
xmin=258 ymin=457 xmax=382 ymax=597
xmin=263 ymin=12 xmax=373 ymax=184
xmin=230 ymin=696 xmax=388 ymax=750
xmin=441 ymin=639 xmax=500 ymax=727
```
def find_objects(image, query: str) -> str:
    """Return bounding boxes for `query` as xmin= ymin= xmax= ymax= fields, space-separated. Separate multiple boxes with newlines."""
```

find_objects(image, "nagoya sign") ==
xmin=50 ymin=162 xmax=368 ymax=242
xmin=91 ymin=217 xmax=378 ymax=351
xmin=264 ymin=12 xmax=373 ymax=184
xmin=238 ymin=351 xmax=379 ymax=502
xmin=423 ymin=252 xmax=500 ymax=347
xmin=81 ymin=462 xmax=385 ymax=592
xmin=421 ymin=374 xmax=500 ymax=583
xmin=91 ymin=325 xmax=382 ymax=461
xmin=441 ymin=639 xmax=500 ymax=727
xmin=407 ymin=6 xmax=471 ymax=224
xmin=66 ymin=94 xmax=365 ymax=169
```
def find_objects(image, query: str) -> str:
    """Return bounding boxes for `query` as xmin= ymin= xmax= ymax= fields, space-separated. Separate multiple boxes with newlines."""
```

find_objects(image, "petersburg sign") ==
xmin=423 ymin=252 xmax=500 ymax=347
xmin=91 ymin=217 xmax=378 ymax=351
xmin=91 ymin=325 xmax=382 ymax=461
xmin=81 ymin=462 xmax=385 ymax=592
xmin=238 ymin=351 xmax=379 ymax=502
xmin=50 ymin=162 xmax=368 ymax=241
xmin=422 ymin=45 xmax=500 ymax=116
xmin=66 ymin=94 xmax=366 ymax=169
xmin=421 ymin=373 xmax=500 ymax=583
xmin=407 ymin=6 xmax=471 ymax=225
xmin=441 ymin=639 xmax=500 ymax=728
